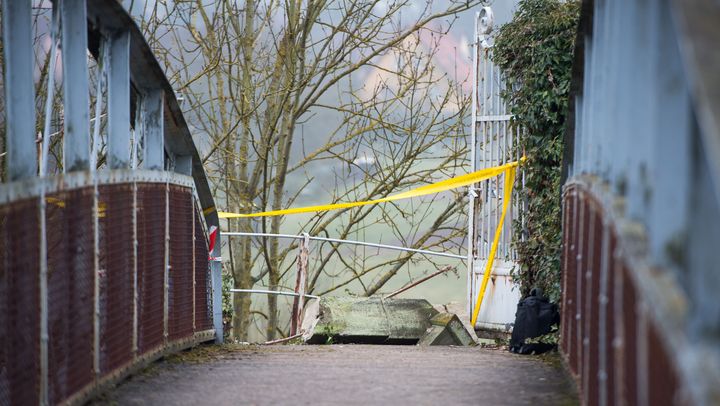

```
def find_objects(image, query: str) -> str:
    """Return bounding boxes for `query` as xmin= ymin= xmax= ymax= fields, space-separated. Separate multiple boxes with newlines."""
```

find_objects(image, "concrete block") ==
xmin=433 ymin=301 xmax=481 ymax=342
xmin=301 ymin=297 xmax=439 ymax=344
xmin=418 ymin=312 xmax=477 ymax=346
xmin=417 ymin=325 xmax=458 ymax=346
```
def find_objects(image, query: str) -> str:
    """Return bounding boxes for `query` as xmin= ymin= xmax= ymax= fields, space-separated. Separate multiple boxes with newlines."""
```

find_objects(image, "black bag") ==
xmin=509 ymin=288 xmax=560 ymax=354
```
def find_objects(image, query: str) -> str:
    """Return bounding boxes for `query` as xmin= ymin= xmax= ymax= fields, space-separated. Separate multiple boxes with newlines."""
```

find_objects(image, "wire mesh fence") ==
xmin=194 ymin=207 xmax=212 ymax=331
xmin=1 ymin=2 xmax=219 ymax=404
xmin=46 ymin=187 xmax=95 ymax=403
xmin=561 ymin=185 xmax=680 ymax=406
xmin=168 ymin=185 xmax=195 ymax=341
xmin=137 ymin=183 xmax=168 ymax=354
xmin=0 ymin=198 xmax=41 ymax=405
xmin=0 ymin=179 xmax=215 ymax=405
xmin=99 ymin=183 xmax=135 ymax=373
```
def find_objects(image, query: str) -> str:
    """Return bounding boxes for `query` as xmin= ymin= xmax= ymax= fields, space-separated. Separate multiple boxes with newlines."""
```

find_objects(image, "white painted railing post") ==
xmin=2 ymin=0 xmax=36 ymax=180
xmin=61 ymin=0 xmax=91 ymax=172
xmin=142 ymin=90 xmax=165 ymax=170
xmin=3 ymin=2 xmax=44 ymax=403
xmin=107 ymin=31 xmax=131 ymax=169
xmin=211 ymin=239 xmax=224 ymax=343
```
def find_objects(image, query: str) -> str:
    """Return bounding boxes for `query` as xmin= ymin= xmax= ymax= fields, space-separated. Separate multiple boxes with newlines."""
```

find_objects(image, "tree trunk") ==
xmin=230 ymin=0 xmax=256 ymax=341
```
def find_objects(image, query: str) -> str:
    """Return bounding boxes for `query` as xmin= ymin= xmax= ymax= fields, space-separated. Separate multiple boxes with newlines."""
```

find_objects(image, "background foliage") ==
xmin=492 ymin=0 xmax=580 ymax=302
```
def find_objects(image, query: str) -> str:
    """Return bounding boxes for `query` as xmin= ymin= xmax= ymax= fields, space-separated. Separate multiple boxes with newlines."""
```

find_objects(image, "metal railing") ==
xmin=223 ymin=232 xmax=465 ymax=260
xmin=225 ymin=231 xmax=465 ymax=336
xmin=229 ymin=289 xmax=320 ymax=300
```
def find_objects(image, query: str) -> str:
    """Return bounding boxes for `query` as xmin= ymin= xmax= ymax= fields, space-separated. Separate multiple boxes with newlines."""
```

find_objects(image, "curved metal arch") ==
xmin=85 ymin=0 xmax=218 ymax=229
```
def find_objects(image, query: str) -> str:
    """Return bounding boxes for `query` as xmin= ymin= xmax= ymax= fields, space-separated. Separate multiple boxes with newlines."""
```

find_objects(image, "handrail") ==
xmin=223 ymin=231 xmax=466 ymax=260
xmin=229 ymin=289 xmax=320 ymax=300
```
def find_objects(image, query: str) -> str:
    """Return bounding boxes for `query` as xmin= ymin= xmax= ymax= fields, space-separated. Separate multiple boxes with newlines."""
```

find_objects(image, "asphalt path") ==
xmin=94 ymin=345 xmax=577 ymax=405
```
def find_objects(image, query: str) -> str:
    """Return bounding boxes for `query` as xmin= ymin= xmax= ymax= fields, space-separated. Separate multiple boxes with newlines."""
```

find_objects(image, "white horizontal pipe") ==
xmin=230 ymin=288 xmax=320 ymax=300
xmin=222 ymin=232 xmax=466 ymax=260
xmin=475 ymin=114 xmax=513 ymax=122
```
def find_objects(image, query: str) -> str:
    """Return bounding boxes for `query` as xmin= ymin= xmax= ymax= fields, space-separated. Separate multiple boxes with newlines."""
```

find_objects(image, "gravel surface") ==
xmin=94 ymin=345 xmax=577 ymax=406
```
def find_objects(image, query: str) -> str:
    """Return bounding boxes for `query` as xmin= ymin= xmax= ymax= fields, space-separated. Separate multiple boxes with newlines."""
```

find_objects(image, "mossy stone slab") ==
xmin=303 ymin=297 xmax=439 ymax=344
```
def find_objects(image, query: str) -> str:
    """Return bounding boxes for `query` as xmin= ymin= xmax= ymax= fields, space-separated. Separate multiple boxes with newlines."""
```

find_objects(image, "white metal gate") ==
xmin=467 ymin=7 xmax=524 ymax=333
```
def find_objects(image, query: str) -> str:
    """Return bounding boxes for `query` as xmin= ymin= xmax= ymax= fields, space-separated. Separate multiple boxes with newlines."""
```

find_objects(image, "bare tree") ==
xmin=127 ymin=0 xmax=481 ymax=341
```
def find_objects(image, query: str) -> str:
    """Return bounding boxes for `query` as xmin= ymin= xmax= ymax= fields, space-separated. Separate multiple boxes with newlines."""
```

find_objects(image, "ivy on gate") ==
xmin=492 ymin=0 xmax=580 ymax=302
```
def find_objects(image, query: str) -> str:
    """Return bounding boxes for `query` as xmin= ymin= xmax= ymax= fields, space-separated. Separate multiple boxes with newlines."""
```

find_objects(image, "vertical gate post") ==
xmin=469 ymin=6 xmax=523 ymax=332
xmin=466 ymin=11 xmax=480 ymax=318
xmin=2 ymin=0 xmax=36 ymax=180
xmin=291 ymin=233 xmax=310 ymax=335
xmin=211 ymin=233 xmax=223 ymax=343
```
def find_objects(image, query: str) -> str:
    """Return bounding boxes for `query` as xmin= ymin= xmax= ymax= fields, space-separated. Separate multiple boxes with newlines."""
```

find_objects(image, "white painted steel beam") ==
xmin=142 ymin=90 xmax=165 ymax=170
xmin=211 ymin=247 xmax=224 ymax=343
xmin=61 ymin=0 xmax=91 ymax=172
xmin=107 ymin=31 xmax=131 ymax=169
xmin=2 ymin=0 xmax=37 ymax=180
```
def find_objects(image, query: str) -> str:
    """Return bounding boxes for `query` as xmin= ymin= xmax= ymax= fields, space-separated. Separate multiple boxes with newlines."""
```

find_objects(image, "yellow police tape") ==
xmin=218 ymin=159 xmax=523 ymax=219
xmin=219 ymin=158 xmax=523 ymax=325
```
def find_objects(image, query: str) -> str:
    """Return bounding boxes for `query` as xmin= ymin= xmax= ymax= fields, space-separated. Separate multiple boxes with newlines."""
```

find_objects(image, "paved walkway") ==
xmin=95 ymin=345 xmax=577 ymax=405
